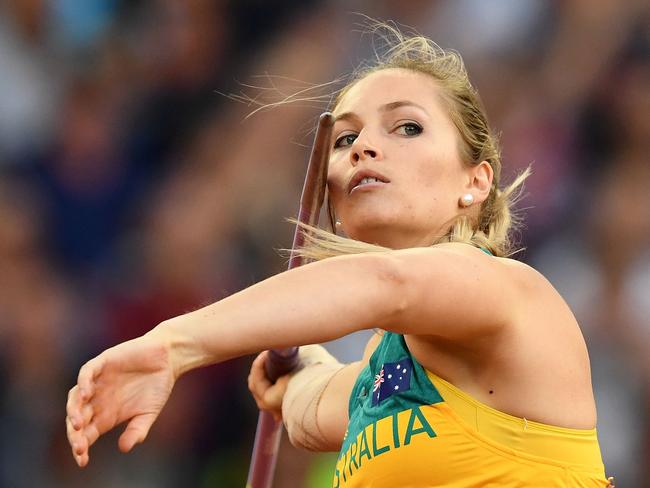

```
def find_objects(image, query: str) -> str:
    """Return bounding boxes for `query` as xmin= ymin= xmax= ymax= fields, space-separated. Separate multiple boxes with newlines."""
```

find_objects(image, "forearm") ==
xmin=153 ymin=252 xmax=404 ymax=377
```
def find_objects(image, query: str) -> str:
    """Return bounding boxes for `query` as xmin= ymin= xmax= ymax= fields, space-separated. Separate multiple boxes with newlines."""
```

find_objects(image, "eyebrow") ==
xmin=333 ymin=100 xmax=429 ymax=124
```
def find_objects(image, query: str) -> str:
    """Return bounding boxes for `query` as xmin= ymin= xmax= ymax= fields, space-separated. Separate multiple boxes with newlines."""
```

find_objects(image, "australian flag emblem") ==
xmin=372 ymin=357 xmax=413 ymax=406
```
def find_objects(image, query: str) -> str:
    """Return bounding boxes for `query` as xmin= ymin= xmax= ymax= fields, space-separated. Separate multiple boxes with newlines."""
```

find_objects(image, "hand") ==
xmin=247 ymin=350 xmax=290 ymax=422
xmin=247 ymin=345 xmax=339 ymax=422
xmin=65 ymin=333 xmax=176 ymax=467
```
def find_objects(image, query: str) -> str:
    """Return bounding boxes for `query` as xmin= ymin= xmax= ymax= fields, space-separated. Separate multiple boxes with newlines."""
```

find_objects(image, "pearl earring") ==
xmin=460 ymin=193 xmax=474 ymax=207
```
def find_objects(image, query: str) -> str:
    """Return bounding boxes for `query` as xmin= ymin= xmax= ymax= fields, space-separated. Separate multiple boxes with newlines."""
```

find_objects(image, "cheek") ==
xmin=326 ymin=175 xmax=346 ymax=209
xmin=407 ymin=154 xmax=445 ymax=190
xmin=417 ymin=142 xmax=463 ymax=182
xmin=326 ymin=158 xmax=348 ymax=191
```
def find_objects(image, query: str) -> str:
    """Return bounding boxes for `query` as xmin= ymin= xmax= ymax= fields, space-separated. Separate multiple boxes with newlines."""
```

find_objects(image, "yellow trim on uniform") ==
xmin=427 ymin=370 xmax=604 ymax=472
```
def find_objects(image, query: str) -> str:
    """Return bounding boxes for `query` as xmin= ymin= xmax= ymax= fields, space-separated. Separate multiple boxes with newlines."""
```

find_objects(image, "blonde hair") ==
xmin=294 ymin=21 xmax=529 ymax=260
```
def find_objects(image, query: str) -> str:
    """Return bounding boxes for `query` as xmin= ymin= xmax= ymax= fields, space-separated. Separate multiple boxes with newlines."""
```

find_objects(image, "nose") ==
xmin=352 ymin=148 xmax=377 ymax=162
xmin=350 ymin=132 xmax=381 ymax=165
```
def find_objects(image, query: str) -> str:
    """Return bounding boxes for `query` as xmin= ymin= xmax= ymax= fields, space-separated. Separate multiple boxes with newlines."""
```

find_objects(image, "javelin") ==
xmin=246 ymin=112 xmax=334 ymax=488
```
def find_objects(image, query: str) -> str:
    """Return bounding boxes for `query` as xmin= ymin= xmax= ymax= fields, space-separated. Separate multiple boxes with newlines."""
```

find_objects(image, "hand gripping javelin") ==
xmin=246 ymin=112 xmax=334 ymax=488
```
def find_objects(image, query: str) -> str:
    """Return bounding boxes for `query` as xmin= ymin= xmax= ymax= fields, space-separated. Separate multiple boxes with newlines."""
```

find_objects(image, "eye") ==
xmin=333 ymin=133 xmax=358 ymax=149
xmin=394 ymin=122 xmax=423 ymax=137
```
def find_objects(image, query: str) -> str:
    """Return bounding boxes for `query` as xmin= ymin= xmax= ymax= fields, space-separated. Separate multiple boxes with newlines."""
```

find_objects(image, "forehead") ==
xmin=334 ymin=68 xmax=445 ymax=116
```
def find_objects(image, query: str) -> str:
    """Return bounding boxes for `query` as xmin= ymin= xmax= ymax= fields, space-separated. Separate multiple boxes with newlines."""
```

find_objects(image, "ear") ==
xmin=468 ymin=161 xmax=493 ymax=205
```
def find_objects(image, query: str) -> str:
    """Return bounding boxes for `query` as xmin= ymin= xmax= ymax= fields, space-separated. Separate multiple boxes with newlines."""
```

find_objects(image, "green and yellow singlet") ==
xmin=333 ymin=332 xmax=609 ymax=487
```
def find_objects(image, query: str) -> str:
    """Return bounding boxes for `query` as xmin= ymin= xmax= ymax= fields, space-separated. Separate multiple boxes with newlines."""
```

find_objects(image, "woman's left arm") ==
xmin=67 ymin=244 xmax=524 ymax=466
xmin=162 ymin=243 xmax=522 ymax=377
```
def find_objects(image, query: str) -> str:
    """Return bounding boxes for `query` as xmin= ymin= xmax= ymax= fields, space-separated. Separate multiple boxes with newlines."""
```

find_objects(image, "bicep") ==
xmin=316 ymin=332 xmax=382 ymax=449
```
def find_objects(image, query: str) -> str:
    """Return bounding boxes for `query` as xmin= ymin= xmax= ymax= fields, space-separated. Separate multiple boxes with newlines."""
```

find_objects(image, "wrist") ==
xmin=147 ymin=318 xmax=211 ymax=380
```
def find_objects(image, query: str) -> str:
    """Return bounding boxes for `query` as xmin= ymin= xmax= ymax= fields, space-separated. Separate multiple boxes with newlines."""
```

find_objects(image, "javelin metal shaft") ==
xmin=246 ymin=112 xmax=334 ymax=488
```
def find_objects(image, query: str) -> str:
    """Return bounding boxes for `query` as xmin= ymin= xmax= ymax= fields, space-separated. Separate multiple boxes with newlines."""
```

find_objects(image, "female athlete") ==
xmin=66 ymin=24 xmax=612 ymax=487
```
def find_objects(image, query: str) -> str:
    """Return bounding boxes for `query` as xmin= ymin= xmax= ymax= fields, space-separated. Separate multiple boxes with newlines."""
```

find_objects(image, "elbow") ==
xmin=369 ymin=253 xmax=411 ymax=326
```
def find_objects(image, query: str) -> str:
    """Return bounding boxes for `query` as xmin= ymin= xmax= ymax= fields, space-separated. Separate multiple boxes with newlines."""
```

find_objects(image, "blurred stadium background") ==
xmin=0 ymin=1 xmax=648 ymax=486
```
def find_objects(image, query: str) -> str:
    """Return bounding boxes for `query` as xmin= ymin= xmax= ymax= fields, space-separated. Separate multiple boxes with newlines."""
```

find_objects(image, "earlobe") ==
xmin=459 ymin=194 xmax=474 ymax=207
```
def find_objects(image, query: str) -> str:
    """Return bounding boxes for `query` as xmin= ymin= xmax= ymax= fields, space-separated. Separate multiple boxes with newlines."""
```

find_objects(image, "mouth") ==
xmin=347 ymin=170 xmax=390 ymax=194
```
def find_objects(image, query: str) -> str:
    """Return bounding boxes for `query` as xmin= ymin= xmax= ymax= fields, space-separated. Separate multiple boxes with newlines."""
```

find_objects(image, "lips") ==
xmin=347 ymin=169 xmax=390 ymax=194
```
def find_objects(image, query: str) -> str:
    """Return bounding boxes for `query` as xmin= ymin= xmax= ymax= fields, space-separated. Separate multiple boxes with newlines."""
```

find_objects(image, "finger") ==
xmin=251 ymin=387 xmax=274 ymax=411
xmin=80 ymin=403 xmax=94 ymax=427
xmin=83 ymin=421 xmax=102 ymax=449
xmin=68 ymin=388 xmax=97 ymax=433
xmin=251 ymin=375 xmax=289 ymax=414
xmin=77 ymin=451 xmax=89 ymax=468
xmin=77 ymin=356 xmax=105 ymax=400
xmin=67 ymin=386 xmax=84 ymax=430
xmin=251 ymin=351 xmax=270 ymax=378
xmin=118 ymin=413 xmax=157 ymax=453
xmin=248 ymin=373 xmax=272 ymax=402
xmin=82 ymin=402 xmax=118 ymax=451
xmin=248 ymin=352 xmax=272 ymax=393
xmin=67 ymin=419 xmax=90 ymax=468
xmin=262 ymin=374 xmax=290 ymax=409
xmin=248 ymin=378 xmax=273 ymax=407
xmin=66 ymin=415 xmax=88 ymax=466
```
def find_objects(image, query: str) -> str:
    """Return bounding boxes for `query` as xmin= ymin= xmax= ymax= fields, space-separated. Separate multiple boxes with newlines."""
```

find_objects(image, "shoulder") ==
xmin=439 ymin=244 xmax=575 ymax=332
xmin=390 ymin=241 xmax=546 ymax=292
xmin=433 ymin=242 xmax=556 ymax=294
xmin=378 ymin=242 xmax=565 ymax=340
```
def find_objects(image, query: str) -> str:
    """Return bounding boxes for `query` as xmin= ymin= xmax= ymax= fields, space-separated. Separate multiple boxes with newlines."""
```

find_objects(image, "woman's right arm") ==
xmin=250 ymin=332 xmax=381 ymax=452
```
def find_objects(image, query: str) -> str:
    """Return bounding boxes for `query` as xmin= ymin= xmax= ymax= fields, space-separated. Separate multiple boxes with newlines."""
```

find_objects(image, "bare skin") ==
xmin=249 ymin=247 xmax=597 ymax=449
xmin=66 ymin=69 xmax=597 ymax=469
xmin=250 ymin=68 xmax=597 ymax=447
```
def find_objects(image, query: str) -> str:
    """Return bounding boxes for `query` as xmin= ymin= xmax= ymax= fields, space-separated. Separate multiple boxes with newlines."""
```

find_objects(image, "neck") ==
xmin=349 ymin=226 xmax=449 ymax=250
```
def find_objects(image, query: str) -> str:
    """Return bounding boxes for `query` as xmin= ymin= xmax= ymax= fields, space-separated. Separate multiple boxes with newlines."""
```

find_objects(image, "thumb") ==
xmin=262 ymin=375 xmax=290 ymax=409
xmin=118 ymin=413 xmax=157 ymax=453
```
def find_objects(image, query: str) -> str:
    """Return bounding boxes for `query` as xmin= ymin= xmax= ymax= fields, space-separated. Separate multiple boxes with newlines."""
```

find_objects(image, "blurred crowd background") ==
xmin=0 ymin=0 xmax=648 ymax=486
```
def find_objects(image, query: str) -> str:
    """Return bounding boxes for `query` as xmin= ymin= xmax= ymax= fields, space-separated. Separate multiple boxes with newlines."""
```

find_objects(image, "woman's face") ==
xmin=327 ymin=68 xmax=485 ymax=248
